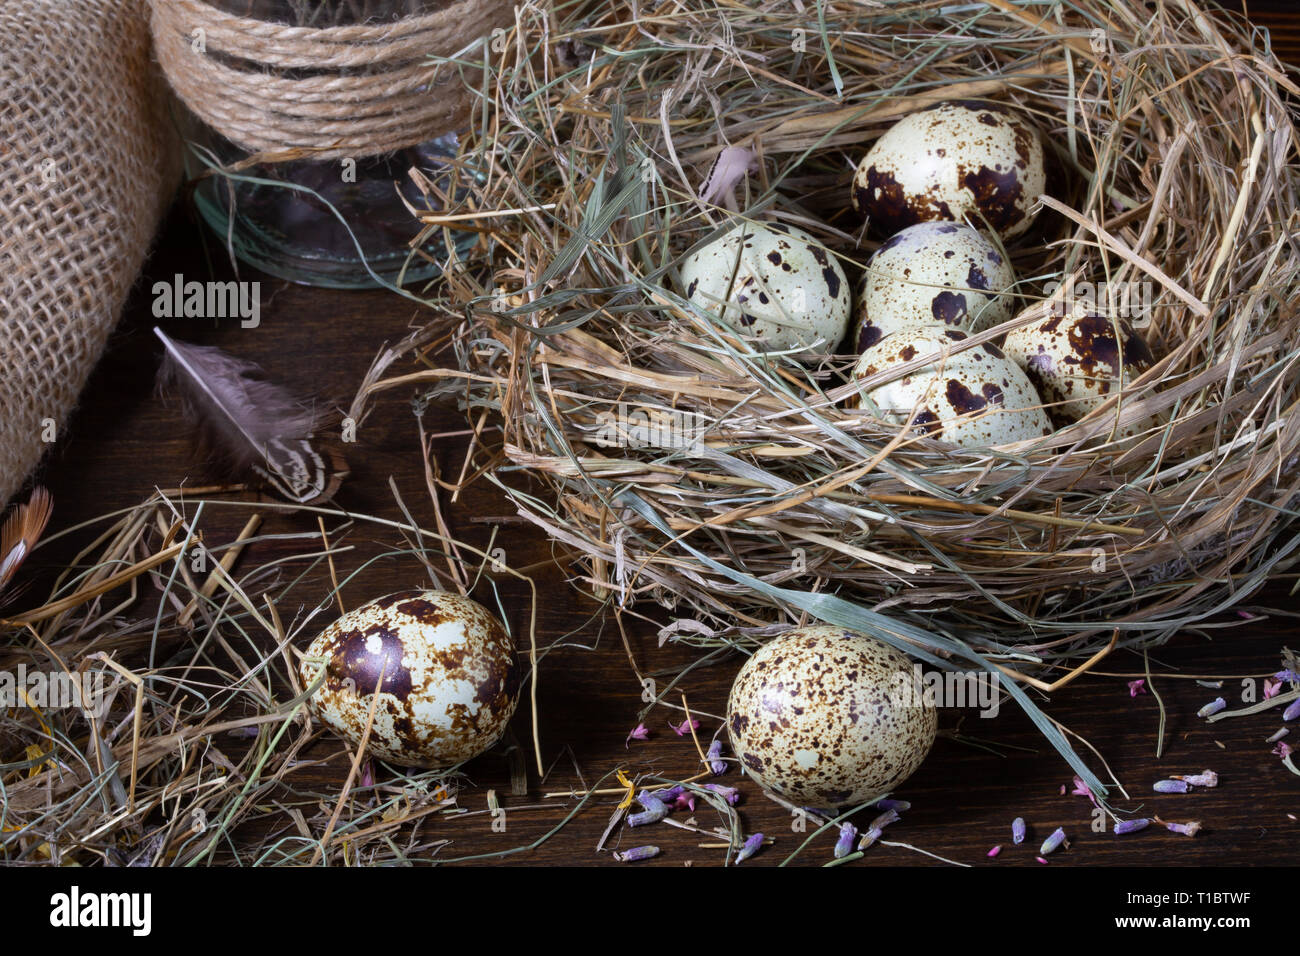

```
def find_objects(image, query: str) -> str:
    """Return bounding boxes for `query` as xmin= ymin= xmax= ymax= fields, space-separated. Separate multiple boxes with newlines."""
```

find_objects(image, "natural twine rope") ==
xmin=149 ymin=0 xmax=514 ymax=160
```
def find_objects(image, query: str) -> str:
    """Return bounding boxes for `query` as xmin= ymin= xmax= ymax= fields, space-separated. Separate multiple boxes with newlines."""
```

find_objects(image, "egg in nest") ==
xmin=852 ymin=221 xmax=1017 ymax=353
xmin=852 ymin=326 xmax=1052 ymax=448
xmin=679 ymin=221 xmax=850 ymax=357
xmin=1002 ymin=306 xmax=1157 ymax=435
xmin=726 ymin=625 xmax=936 ymax=808
xmin=300 ymin=589 xmax=519 ymax=769
xmin=852 ymin=101 xmax=1047 ymax=241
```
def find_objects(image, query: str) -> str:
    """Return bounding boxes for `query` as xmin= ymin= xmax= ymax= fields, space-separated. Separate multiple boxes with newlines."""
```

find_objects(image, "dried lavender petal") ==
xmin=703 ymin=783 xmax=740 ymax=805
xmin=1035 ymin=856 xmax=1049 ymax=865
xmin=1012 ymin=817 xmax=1027 ymax=844
xmin=670 ymin=718 xmax=700 ymax=736
xmin=1128 ymin=679 xmax=1146 ymax=697
xmin=874 ymin=799 xmax=911 ymax=812
xmin=707 ymin=739 xmax=727 ymax=776
xmin=1164 ymin=820 xmax=1202 ymax=837
xmin=857 ymin=826 xmax=883 ymax=851
xmin=1284 ymin=698 xmax=1300 ymax=722
xmin=1040 ymin=827 xmax=1067 ymax=855
xmin=628 ymin=790 xmax=669 ymax=826
xmin=1154 ymin=779 xmax=1190 ymax=793
xmin=1276 ymin=669 xmax=1299 ymax=684
xmin=1274 ymin=740 xmax=1293 ymax=758
xmin=1264 ymin=678 xmax=1282 ymax=700
xmin=1175 ymin=770 xmax=1218 ymax=788
xmin=614 ymin=845 xmax=660 ymax=862
xmin=834 ymin=823 xmax=858 ymax=859
xmin=868 ymin=807 xmax=900 ymax=831
xmin=1114 ymin=818 xmax=1150 ymax=835
xmin=1197 ymin=697 xmax=1227 ymax=718
xmin=987 ymin=845 xmax=1002 ymax=858
xmin=734 ymin=832 xmax=764 ymax=864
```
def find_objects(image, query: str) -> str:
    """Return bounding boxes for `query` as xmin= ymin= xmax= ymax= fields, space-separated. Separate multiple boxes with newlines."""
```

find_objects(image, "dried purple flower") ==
xmin=614 ymin=845 xmax=660 ymax=862
xmin=1197 ymin=697 xmax=1227 ymax=718
xmin=1154 ymin=779 xmax=1190 ymax=793
xmin=1114 ymin=818 xmax=1150 ymax=835
xmin=874 ymin=799 xmax=911 ymax=812
xmin=1071 ymin=775 xmax=1098 ymax=806
xmin=1275 ymin=669 xmax=1299 ymax=684
xmin=1012 ymin=817 xmax=1027 ymax=844
xmin=1284 ymin=698 xmax=1300 ymax=722
xmin=1163 ymin=820 xmax=1202 ymax=837
xmin=734 ymin=832 xmax=764 ymax=864
xmin=670 ymin=718 xmax=700 ymax=736
xmin=628 ymin=790 xmax=669 ymax=827
xmin=703 ymin=783 xmax=740 ymax=805
xmin=987 ymin=845 xmax=1002 ymax=858
xmin=1040 ymin=827 xmax=1067 ymax=855
xmin=674 ymin=792 xmax=696 ymax=812
xmin=868 ymin=807 xmax=900 ymax=833
xmin=625 ymin=723 xmax=650 ymax=747
xmin=1128 ymin=679 xmax=1146 ymax=697
xmin=834 ymin=824 xmax=858 ymax=859
xmin=1173 ymin=770 xmax=1218 ymax=788
xmin=706 ymin=739 xmax=727 ymax=776
xmin=1035 ymin=856 xmax=1049 ymax=865
xmin=1273 ymin=740 xmax=1293 ymax=758
xmin=650 ymin=785 xmax=684 ymax=802
xmin=1264 ymin=678 xmax=1282 ymax=700
xmin=858 ymin=826 xmax=883 ymax=851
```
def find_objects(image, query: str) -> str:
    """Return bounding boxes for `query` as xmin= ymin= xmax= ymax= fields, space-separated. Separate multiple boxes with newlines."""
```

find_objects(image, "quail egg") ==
xmin=1002 ymin=306 xmax=1157 ymax=433
xmin=679 ymin=221 xmax=850 ymax=356
xmin=852 ymin=101 xmax=1047 ymax=241
xmin=852 ymin=221 xmax=1017 ymax=353
xmin=852 ymin=326 xmax=1052 ymax=447
xmin=300 ymin=589 xmax=519 ymax=769
xmin=726 ymin=625 xmax=936 ymax=808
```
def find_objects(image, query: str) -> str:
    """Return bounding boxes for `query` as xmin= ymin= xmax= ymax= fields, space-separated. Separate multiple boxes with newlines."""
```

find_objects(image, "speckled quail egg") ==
xmin=1002 ymin=306 xmax=1157 ymax=434
xmin=300 ymin=589 xmax=519 ymax=769
xmin=852 ymin=101 xmax=1047 ymax=241
xmin=852 ymin=326 xmax=1053 ymax=447
xmin=679 ymin=221 xmax=850 ymax=356
xmin=726 ymin=625 xmax=936 ymax=808
xmin=852 ymin=221 xmax=1017 ymax=353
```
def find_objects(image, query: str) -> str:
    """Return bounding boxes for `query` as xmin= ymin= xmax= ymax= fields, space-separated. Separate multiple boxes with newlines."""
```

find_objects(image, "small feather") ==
xmin=699 ymin=146 xmax=757 ymax=204
xmin=154 ymin=328 xmax=346 ymax=504
xmin=0 ymin=486 xmax=53 ymax=596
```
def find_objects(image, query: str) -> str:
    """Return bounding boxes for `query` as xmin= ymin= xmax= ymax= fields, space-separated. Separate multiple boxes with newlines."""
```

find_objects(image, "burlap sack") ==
xmin=0 ymin=0 xmax=178 ymax=507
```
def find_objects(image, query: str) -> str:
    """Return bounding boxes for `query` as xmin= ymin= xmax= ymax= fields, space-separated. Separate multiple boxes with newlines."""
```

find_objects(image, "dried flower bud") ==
xmin=1040 ymin=827 xmax=1067 ymax=855
xmin=703 ymin=783 xmax=740 ymax=805
xmin=1012 ymin=817 xmax=1027 ymax=844
xmin=1197 ymin=698 xmax=1227 ymax=718
xmin=1154 ymin=779 xmax=1190 ymax=793
xmin=987 ymin=845 xmax=1002 ymax=858
xmin=1114 ymin=818 xmax=1150 ymax=835
xmin=1284 ymin=698 xmax=1300 ymax=722
xmin=734 ymin=832 xmax=764 ymax=864
xmin=834 ymin=824 xmax=858 ymax=859
xmin=1163 ymin=820 xmax=1202 ymax=837
xmin=614 ymin=845 xmax=660 ymax=862
xmin=707 ymin=740 xmax=727 ymax=776
xmin=1173 ymin=770 xmax=1218 ymax=788
xmin=628 ymin=790 xmax=669 ymax=826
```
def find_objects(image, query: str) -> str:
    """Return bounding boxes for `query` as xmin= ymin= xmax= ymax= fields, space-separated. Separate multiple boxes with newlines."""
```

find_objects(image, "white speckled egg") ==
xmin=852 ymin=326 xmax=1053 ymax=447
xmin=726 ymin=625 xmax=936 ymax=808
xmin=852 ymin=221 xmax=1017 ymax=353
xmin=852 ymin=101 xmax=1047 ymax=241
xmin=679 ymin=221 xmax=850 ymax=356
xmin=300 ymin=589 xmax=519 ymax=769
xmin=1002 ymin=306 xmax=1157 ymax=433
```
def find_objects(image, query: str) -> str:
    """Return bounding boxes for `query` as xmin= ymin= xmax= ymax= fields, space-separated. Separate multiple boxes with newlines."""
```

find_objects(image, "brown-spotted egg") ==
xmin=852 ymin=101 xmax=1047 ymax=241
xmin=1002 ymin=306 xmax=1156 ymax=434
xmin=852 ymin=326 xmax=1053 ymax=447
xmin=852 ymin=221 xmax=1017 ymax=353
xmin=726 ymin=625 xmax=936 ymax=808
xmin=679 ymin=221 xmax=850 ymax=357
xmin=300 ymin=589 xmax=519 ymax=769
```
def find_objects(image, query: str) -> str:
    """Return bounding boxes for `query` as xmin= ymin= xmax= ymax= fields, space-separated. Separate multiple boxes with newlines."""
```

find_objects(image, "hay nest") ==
xmin=428 ymin=0 xmax=1300 ymax=680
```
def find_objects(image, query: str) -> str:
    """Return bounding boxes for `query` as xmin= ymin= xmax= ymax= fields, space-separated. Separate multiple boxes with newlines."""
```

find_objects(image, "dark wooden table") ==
xmin=16 ymin=1 xmax=1300 ymax=868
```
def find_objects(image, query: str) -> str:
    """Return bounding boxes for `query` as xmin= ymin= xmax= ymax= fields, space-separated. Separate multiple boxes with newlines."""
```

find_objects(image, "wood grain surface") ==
xmin=14 ymin=1 xmax=1300 ymax=868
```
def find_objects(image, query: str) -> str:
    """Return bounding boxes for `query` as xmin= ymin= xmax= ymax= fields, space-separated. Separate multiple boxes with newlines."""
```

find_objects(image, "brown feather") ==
xmin=0 ymin=486 xmax=53 ymax=594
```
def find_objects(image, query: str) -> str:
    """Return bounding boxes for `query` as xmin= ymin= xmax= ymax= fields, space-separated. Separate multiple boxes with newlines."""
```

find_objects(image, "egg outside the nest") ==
xmin=678 ymin=221 xmax=851 ymax=357
xmin=726 ymin=625 xmax=936 ymax=808
xmin=300 ymin=589 xmax=519 ymax=769
xmin=851 ymin=100 xmax=1047 ymax=242
xmin=852 ymin=221 xmax=1017 ymax=353
xmin=1002 ymin=307 xmax=1157 ymax=437
xmin=852 ymin=326 xmax=1053 ymax=448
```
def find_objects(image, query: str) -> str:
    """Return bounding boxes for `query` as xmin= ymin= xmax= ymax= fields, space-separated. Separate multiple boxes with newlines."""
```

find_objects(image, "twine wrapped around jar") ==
xmin=148 ymin=0 xmax=515 ymax=161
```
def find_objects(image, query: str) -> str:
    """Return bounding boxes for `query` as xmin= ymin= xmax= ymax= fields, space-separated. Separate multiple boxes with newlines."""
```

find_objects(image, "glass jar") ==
xmin=172 ymin=0 xmax=483 ymax=289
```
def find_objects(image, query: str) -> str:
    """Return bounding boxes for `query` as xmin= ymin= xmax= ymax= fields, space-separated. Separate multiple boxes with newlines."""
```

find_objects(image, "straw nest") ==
xmin=428 ymin=0 xmax=1300 ymax=678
